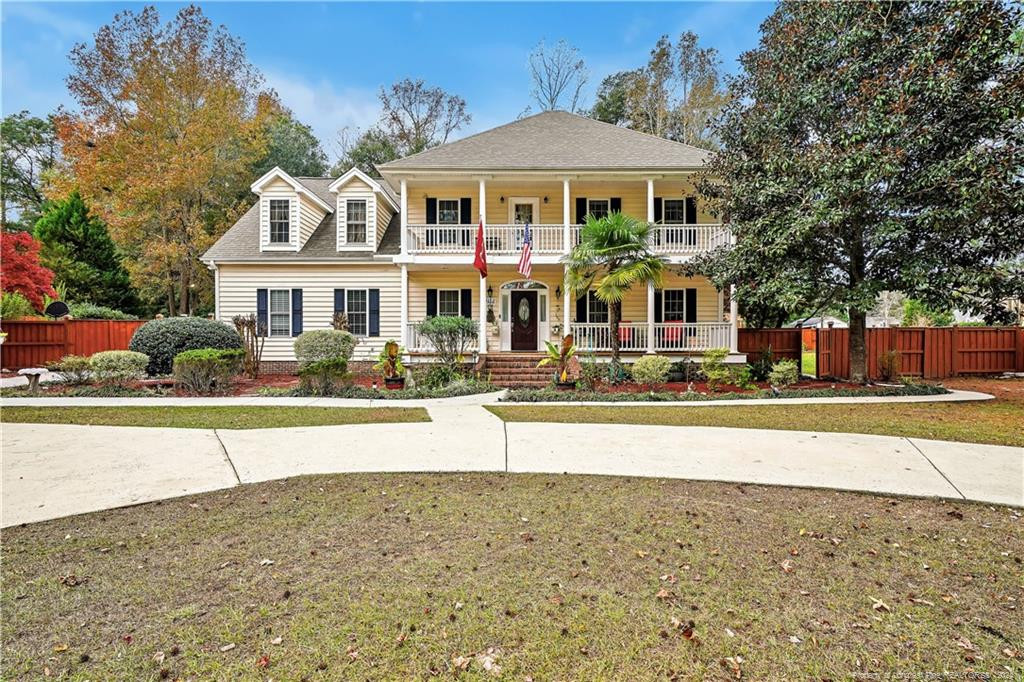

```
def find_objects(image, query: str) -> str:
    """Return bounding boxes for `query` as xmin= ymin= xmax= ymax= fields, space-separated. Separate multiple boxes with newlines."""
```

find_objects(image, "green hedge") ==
xmin=173 ymin=348 xmax=245 ymax=395
xmin=501 ymin=383 xmax=950 ymax=403
xmin=68 ymin=302 xmax=137 ymax=320
xmin=129 ymin=317 xmax=242 ymax=375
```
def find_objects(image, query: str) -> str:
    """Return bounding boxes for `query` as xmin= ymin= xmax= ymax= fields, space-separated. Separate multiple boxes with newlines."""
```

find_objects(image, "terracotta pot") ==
xmin=554 ymin=381 xmax=576 ymax=391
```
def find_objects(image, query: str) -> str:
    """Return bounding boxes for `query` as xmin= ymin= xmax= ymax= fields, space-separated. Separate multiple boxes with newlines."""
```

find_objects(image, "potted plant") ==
xmin=538 ymin=334 xmax=577 ymax=390
xmin=374 ymin=339 xmax=406 ymax=389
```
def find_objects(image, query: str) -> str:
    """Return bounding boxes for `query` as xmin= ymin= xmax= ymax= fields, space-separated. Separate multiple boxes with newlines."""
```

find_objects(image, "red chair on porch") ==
xmin=662 ymin=322 xmax=683 ymax=349
xmin=618 ymin=321 xmax=633 ymax=346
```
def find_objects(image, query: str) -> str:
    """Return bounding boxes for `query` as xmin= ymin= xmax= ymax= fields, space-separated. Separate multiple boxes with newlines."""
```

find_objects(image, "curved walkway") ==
xmin=2 ymin=390 xmax=1020 ymax=526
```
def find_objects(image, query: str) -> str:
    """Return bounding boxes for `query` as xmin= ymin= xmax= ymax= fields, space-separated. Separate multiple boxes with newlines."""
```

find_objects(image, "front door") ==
xmin=510 ymin=290 xmax=538 ymax=351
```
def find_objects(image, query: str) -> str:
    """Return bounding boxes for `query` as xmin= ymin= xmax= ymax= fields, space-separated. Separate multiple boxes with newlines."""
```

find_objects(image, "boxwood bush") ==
xmin=90 ymin=350 xmax=149 ymax=385
xmin=501 ymin=383 xmax=949 ymax=402
xmin=293 ymin=329 xmax=357 ymax=365
xmin=129 ymin=317 xmax=242 ymax=375
xmin=630 ymin=355 xmax=672 ymax=385
xmin=173 ymin=348 xmax=245 ymax=395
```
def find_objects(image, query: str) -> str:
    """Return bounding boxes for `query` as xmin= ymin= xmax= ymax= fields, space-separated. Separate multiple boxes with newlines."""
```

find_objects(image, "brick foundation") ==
xmin=259 ymin=360 xmax=376 ymax=376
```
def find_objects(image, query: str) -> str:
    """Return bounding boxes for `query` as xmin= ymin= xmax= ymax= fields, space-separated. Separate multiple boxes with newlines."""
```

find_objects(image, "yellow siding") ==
xmin=405 ymin=184 xmax=476 ymax=224
xmin=217 ymin=264 xmax=401 ymax=361
xmin=263 ymin=177 xmax=294 ymax=191
xmin=483 ymin=183 xmax=565 ymax=224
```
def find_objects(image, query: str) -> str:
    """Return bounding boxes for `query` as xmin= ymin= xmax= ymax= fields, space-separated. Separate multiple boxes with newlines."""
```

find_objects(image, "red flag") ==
xmin=473 ymin=218 xmax=487 ymax=278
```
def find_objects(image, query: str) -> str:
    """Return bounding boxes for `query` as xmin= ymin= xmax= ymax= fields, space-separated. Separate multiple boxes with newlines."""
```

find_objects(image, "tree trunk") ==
xmin=166 ymin=285 xmax=177 ymax=317
xmin=178 ymin=269 xmax=190 ymax=316
xmin=609 ymin=300 xmax=622 ymax=366
xmin=849 ymin=308 xmax=868 ymax=383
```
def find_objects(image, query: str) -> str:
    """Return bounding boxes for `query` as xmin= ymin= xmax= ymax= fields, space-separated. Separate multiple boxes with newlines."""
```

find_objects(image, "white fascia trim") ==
xmin=328 ymin=167 xmax=400 ymax=212
xmin=251 ymin=166 xmax=334 ymax=214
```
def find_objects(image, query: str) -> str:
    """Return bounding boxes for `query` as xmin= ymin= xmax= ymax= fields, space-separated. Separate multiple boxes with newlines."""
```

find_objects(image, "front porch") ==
xmin=399 ymin=264 xmax=740 ymax=358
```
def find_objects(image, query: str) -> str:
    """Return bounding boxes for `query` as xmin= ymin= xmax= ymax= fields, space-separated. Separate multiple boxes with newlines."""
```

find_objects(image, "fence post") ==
xmin=62 ymin=319 xmax=72 ymax=358
xmin=950 ymin=325 xmax=959 ymax=377
xmin=1017 ymin=327 xmax=1024 ymax=373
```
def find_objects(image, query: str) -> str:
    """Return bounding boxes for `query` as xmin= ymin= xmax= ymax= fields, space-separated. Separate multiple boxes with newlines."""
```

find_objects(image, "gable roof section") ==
xmin=377 ymin=110 xmax=711 ymax=172
xmin=251 ymin=167 xmax=335 ymax=213
xmin=203 ymin=177 xmax=400 ymax=262
xmin=328 ymin=167 xmax=400 ymax=212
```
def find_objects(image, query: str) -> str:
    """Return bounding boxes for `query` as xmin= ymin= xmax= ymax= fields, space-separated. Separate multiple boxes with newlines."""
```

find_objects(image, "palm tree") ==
xmin=563 ymin=211 xmax=665 ymax=367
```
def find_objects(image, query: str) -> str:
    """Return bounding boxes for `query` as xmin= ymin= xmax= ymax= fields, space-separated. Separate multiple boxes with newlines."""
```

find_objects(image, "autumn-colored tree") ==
xmin=0 ymin=231 xmax=57 ymax=311
xmin=55 ymin=5 xmax=277 ymax=315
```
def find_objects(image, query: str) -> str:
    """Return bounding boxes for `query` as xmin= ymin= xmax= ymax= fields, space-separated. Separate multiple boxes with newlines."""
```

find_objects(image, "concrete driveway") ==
xmin=3 ymin=397 xmax=1022 ymax=526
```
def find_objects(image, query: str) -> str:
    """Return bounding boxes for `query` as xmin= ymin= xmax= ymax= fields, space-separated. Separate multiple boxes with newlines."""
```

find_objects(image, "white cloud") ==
xmin=2 ymin=3 xmax=93 ymax=43
xmin=262 ymin=69 xmax=381 ymax=154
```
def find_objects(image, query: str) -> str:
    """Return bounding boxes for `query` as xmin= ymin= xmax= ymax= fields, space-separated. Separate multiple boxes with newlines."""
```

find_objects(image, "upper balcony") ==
xmin=404 ymin=222 xmax=731 ymax=258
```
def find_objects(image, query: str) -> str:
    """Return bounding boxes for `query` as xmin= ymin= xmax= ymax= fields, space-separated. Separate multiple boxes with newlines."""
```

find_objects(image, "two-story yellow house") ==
xmin=203 ymin=111 xmax=742 ymax=378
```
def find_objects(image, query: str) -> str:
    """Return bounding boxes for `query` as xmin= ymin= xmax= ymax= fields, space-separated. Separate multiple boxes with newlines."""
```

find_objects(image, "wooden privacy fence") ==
xmin=737 ymin=328 xmax=803 ymax=368
xmin=1 ymin=319 xmax=145 ymax=370
xmin=816 ymin=326 xmax=1024 ymax=380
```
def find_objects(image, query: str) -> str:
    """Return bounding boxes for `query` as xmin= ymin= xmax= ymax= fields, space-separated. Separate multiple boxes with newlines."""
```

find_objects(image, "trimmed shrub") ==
xmin=90 ymin=350 xmax=148 ymax=385
xmin=417 ymin=364 xmax=461 ymax=389
xmin=748 ymin=347 xmax=774 ymax=382
xmin=293 ymin=329 xmax=357 ymax=365
xmin=701 ymin=347 xmax=731 ymax=392
xmin=631 ymin=355 xmax=672 ymax=385
xmin=577 ymin=354 xmax=605 ymax=391
xmin=298 ymin=357 xmax=351 ymax=395
xmin=46 ymin=354 xmax=92 ymax=385
xmin=768 ymin=359 xmax=800 ymax=387
xmin=173 ymin=348 xmax=244 ymax=395
xmin=501 ymin=383 xmax=949 ymax=402
xmin=129 ymin=317 xmax=242 ymax=375
xmin=416 ymin=316 xmax=477 ymax=366
xmin=729 ymin=365 xmax=756 ymax=390
xmin=68 ymin=302 xmax=137 ymax=320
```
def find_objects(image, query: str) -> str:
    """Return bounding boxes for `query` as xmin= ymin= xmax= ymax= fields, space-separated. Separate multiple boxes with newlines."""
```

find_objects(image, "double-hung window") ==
xmin=587 ymin=199 xmax=610 ymax=220
xmin=662 ymin=289 xmax=687 ymax=322
xmin=347 ymin=289 xmax=368 ymax=335
xmin=269 ymin=289 xmax=291 ymax=336
xmin=663 ymin=199 xmax=686 ymax=224
xmin=269 ymin=199 xmax=290 ymax=244
xmin=438 ymin=289 xmax=461 ymax=317
xmin=586 ymin=291 xmax=608 ymax=323
xmin=437 ymin=199 xmax=460 ymax=245
xmin=346 ymin=200 xmax=367 ymax=244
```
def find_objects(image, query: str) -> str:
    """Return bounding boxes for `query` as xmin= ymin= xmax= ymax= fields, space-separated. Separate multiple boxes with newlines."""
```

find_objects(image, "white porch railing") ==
xmin=570 ymin=322 xmax=732 ymax=352
xmin=406 ymin=223 xmax=730 ymax=256
xmin=571 ymin=322 xmax=649 ymax=353
xmin=406 ymin=321 xmax=478 ymax=353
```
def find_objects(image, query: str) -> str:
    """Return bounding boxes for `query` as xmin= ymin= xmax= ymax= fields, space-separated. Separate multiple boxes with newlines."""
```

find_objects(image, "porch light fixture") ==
xmin=486 ymin=285 xmax=495 ymax=311
xmin=543 ymin=196 xmax=549 ymax=204
xmin=499 ymin=195 xmax=505 ymax=203
xmin=555 ymin=285 xmax=562 ymax=300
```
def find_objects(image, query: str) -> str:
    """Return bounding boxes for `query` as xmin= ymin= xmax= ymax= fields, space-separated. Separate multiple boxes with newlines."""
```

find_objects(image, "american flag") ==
xmin=517 ymin=222 xmax=532 ymax=279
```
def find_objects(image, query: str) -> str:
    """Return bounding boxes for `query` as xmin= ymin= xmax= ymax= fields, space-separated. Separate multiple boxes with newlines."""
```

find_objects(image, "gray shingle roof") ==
xmin=377 ymin=110 xmax=711 ymax=171
xmin=202 ymin=177 xmax=400 ymax=262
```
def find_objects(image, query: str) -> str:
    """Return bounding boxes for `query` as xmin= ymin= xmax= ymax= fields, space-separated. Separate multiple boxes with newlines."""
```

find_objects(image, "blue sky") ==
xmin=2 ymin=1 xmax=774 ymax=158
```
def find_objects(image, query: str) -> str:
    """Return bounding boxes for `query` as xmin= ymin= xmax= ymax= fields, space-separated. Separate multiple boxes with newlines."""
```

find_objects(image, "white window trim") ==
xmin=587 ymin=198 xmax=611 ymax=219
xmin=346 ymin=288 xmax=370 ymax=337
xmin=268 ymin=288 xmax=291 ymax=337
xmin=437 ymin=198 xmax=462 ymax=225
xmin=507 ymin=196 xmax=540 ymax=224
xmin=345 ymin=198 xmax=369 ymax=244
xmin=661 ymin=288 xmax=688 ymax=323
xmin=437 ymin=288 xmax=463 ymax=317
xmin=266 ymin=197 xmax=293 ymax=250
xmin=585 ymin=290 xmax=608 ymax=324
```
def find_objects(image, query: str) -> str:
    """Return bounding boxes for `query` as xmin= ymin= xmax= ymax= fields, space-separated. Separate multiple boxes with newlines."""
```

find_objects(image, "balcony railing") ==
xmin=407 ymin=223 xmax=729 ymax=256
xmin=570 ymin=322 xmax=732 ymax=352
xmin=406 ymin=321 xmax=478 ymax=353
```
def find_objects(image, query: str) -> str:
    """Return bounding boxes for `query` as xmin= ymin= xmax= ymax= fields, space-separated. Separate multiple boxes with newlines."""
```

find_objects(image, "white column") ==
xmin=729 ymin=284 xmax=739 ymax=352
xmin=646 ymin=178 xmax=655 ymax=222
xmin=562 ymin=178 xmax=571 ymax=252
xmin=717 ymin=288 xmax=724 ymax=321
xmin=399 ymin=264 xmax=409 ymax=348
xmin=478 ymin=178 xmax=486 ymax=228
xmin=646 ymin=281 xmax=656 ymax=354
xmin=478 ymin=274 xmax=488 ymax=354
xmin=399 ymin=178 xmax=408 ymax=255
xmin=562 ymin=264 xmax=571 ymax=337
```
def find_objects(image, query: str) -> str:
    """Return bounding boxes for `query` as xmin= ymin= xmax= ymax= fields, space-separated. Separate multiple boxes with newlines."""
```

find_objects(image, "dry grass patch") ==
xmin=2 ymin=474 xmax=1021 ymax=680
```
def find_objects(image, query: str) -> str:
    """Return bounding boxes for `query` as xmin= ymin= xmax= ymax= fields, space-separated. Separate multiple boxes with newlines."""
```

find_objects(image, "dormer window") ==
xmin=269 ymin=199 xmax=290 ymax=243
xmin=346 ymin=200 xmax=367 ymax=243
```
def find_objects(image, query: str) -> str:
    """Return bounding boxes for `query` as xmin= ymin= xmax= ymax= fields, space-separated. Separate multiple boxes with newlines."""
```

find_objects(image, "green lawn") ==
xmin=1 ymin=406 xmax=429 ymax=429
xmin=487 ymin=398 xmax=1023 ymax=447
xmin=801 ymin=349 xmax=817 ymax=377
xmin=2 ymin=474 xmax=1020 ymax=680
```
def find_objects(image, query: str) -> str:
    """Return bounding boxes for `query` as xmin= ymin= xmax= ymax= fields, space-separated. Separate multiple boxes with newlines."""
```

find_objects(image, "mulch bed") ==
xmin=598 ymin=379 xmax=866 ymax=394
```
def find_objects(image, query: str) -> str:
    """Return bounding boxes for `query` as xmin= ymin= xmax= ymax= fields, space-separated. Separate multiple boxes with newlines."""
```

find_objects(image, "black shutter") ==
xmin=575 ymin=197 xmax=587 ymax=224
xmin=368 ymin=289 xmax=380 ymax=336
xmin=426 ymin=288 xmax=438 ymax=317
xmin=460 ymin=288 xmax=472 ymax=319
xmin=685 ymin=197 xmax=697 ymax=224
xmin=653 ymin=198 xmax=663 ymax=223
xmin=459 ymin=197 xmax=472 ymax=246
xmin=291 ymin=289 xmax=303 ymax=337
xmin=654 ymin=290 xmax=663 ymax=323
xmin=685 ymin=288 xmax=697 ymax=324
xmin=426 ymin=198 xmax=437 ymax=224
xmin=610 ymin=197 xmax=622 ymax=213
xmin=334 ymin=288 xmax=345 ymax=315
xmin=576 ymin=294 xmax=587 ymax=322
xmin=256 ymin=289 xmax=268 ymax=337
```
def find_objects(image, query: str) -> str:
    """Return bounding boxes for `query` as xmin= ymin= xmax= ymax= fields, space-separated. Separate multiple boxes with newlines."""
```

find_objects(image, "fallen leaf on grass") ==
xmin=257 ymin=654 xmax=270 ymax=668
xmin=53 ymin=644 xmax=68 ymax=652
xmin=720 ymin=656 xmax=744 ymax=679
xmin=153 ymin=651 xmax=165 ymax=663
xmin=453 ymin=655 xmax=471 ymax=671
xmin=656 ymin=588 xmax=674 ymax=601
xmin=270 ymin=637 xmax=282 ymax=646
xmin=219 ymin=643 xmax=235 ymax=653
xmin=780 ymin=560 xmax=794 ymax=573
xmin=259 ymin=559 xmax=274 ymax=566
xmin=870 ymin=597 xmax=891 ymax=612
xmin=59 ymin=574 xmax=88 ymax=587
xmin=909 ymin=598 xmax=934 ymax=606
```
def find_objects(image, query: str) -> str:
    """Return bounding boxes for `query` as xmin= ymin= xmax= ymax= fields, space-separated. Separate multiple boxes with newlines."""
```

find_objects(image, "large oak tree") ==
xmin=55 ymin=5 xmax=277 ymax=315
xmin=696 ymin=1 xmax=1024 ymax=381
